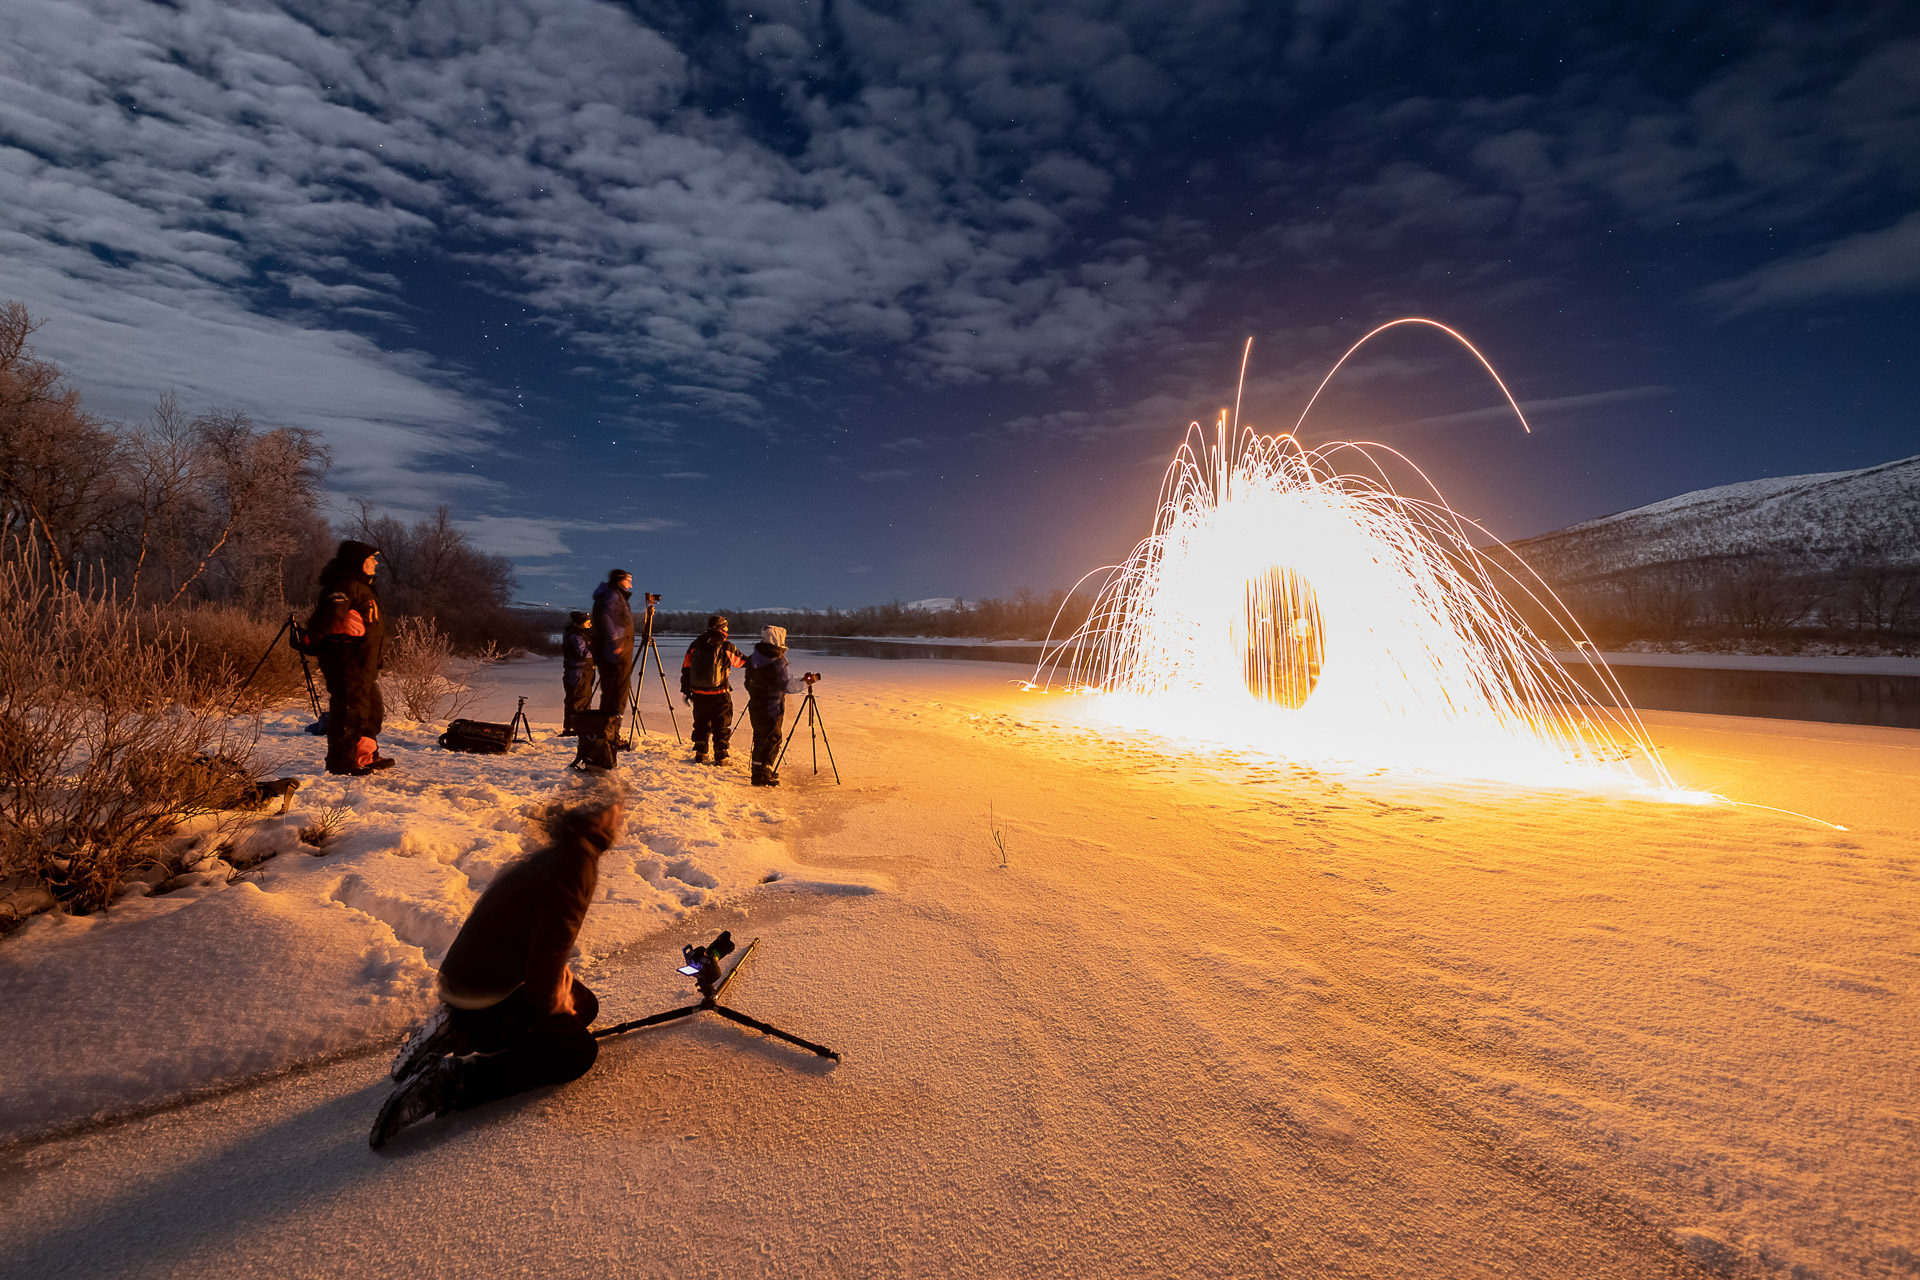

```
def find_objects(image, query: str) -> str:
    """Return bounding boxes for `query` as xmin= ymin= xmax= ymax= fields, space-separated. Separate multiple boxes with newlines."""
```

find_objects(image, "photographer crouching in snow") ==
xmin=744 ymin=625 xmax=808 ymax=787
xmin=372 ymin=794 xmax=624 ymax=1148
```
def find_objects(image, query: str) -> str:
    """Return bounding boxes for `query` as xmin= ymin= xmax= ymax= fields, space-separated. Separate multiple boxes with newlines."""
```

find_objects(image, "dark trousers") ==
xmin=594 ymin=655 xmax=631 ymax=713
xmin=320 ymin=659 xmax=383 ymax=774
xmin=562 ymin=669 xmax=595 ymax=731
xmin=749 ymin=701 xmax=784 ymax=767
xmin=445 ymin=979 xmax=600 ymax=1111
xmin=691 ymin=692 xmax=733 ymax=757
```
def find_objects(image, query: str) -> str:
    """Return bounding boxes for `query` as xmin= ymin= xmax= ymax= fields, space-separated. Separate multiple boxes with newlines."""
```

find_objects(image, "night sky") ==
xmin=2 ymin=2 xmax=1914 ymax=610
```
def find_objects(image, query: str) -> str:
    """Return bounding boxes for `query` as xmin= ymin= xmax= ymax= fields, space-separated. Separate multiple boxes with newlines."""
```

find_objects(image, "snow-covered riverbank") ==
xmin=1 ymin=655 xmax=1913 ymax=1279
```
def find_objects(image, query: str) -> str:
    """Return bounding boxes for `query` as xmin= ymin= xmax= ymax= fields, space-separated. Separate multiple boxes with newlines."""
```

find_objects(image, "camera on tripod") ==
xmin=645 ymin=592 xmax=662 ymax=604
xmin=803 ymin=672 xmax=822 ymax=684
xmin=677 ymin=929 xmax=735 ymax=986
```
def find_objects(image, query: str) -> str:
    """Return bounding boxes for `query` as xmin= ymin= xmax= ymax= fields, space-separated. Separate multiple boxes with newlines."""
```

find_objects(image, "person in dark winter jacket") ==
xmin=590 ymin=570 xmax=635 ymax=715
xmin=680 ymin=615 xmax=745 ymax=764
xmin=743 ymin=625 xmax=806 ymax=786
xmin=307 ymin=539 xmax=392 ymax=776
xmin=371 ymin=796 xmax=624 ymax=1148
xmin=560 ymin=611 xmax=594 ymax=735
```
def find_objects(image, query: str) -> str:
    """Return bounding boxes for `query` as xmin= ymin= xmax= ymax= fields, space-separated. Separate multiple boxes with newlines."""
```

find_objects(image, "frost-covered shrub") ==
xmin=382 ymin=616 xmax=495 ymax=721
xmin=0 ymin=554 xmax=258 ymax=915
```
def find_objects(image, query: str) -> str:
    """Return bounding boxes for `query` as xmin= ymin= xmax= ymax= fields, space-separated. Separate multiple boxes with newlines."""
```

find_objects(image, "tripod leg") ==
xmin=649 ymin=640 xmax=683 ymax=742
xmin=775 ymin=692 xmax=810 ymax=771
xmin=626 ymin=655 xmax=647 ymax=738
xmin=812 ymin=705 xmax=842 ymax=785
xmin=590 ymin=1004 xmax=702 ymax=1040
xmin=229 ymin=615 xmax=294 ymax=714
xmin=297 ymin=647 xmax=323 ymax=720
xmin=712 ymin=1005 xmax=839 ymax=1060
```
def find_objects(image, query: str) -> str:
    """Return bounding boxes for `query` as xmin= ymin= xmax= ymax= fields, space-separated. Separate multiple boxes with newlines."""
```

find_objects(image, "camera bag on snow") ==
xmin=438 ymin=718 xmax=515 ymax=754
xmin=570 ymin=711 xmax=622 ymax=771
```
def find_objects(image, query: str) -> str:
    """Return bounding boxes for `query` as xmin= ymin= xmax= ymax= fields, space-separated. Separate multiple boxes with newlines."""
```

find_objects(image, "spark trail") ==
xmin=1040 ymin=322 xmax=1678 ymax=792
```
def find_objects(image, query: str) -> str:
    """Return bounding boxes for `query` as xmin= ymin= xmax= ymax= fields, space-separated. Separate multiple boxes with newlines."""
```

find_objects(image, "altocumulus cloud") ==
xmin=0 ymin=0 xmax=1198 ymax=423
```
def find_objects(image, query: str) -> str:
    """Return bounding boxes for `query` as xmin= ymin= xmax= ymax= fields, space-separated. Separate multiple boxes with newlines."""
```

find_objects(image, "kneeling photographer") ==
xmin=372 ymin=794 xmax=624 ymax=1148
xmin=744 ymin=626 xmax=810 ymax=787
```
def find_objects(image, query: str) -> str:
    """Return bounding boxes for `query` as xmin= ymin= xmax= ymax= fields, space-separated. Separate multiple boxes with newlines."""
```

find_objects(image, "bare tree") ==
xmin=0 ymin=304 xmax=126 ymax=581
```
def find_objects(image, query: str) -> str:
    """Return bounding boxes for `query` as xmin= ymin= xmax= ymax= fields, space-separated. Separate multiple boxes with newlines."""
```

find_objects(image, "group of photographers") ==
xmin=303 ymin=552 xmax=817 ymax=789
xmin=563 ymin=569 xmax=813 ymax=787
xmin=330 ymin=557 xmax=824 ymax=1145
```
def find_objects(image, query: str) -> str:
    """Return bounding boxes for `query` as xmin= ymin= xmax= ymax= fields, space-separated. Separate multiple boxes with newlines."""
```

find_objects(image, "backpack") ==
xmin=438 ymin=719 xmax=514 ymax=754
xmin=687 ymin=635 xmax=732 ymax=691
xmin=570 ymin=711 xmax=622 ymax=771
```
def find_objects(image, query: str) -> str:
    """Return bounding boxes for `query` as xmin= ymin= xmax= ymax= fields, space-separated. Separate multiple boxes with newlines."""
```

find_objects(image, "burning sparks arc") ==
xmin=1038 ymin=321 xmax=1681 ymax=792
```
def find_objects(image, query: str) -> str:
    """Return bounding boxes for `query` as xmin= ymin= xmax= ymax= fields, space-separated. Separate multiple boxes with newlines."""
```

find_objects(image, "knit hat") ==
xmin=761 ymin=625 xmax=787 ymax=649
xmin=569 ymin=610 xmax=589 ymax=624
xmin=707 ymin=614 xmax=728 ymax=630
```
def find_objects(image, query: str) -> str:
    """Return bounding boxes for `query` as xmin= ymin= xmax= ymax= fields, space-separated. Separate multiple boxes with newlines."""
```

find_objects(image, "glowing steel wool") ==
xmin=1040 ymin=322 xmax=1677 ymax=791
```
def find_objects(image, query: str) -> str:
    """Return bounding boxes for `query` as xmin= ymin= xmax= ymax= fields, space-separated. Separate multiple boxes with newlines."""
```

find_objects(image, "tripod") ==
xmin=624 ymin=607 xmax=682 ymax=742
xmin=509 ymin=696 xmax=534 ymax=745
xmin=776 ymin=680 xmax=841 ymax=784
xmin=232 ymin=612 xmax=324 ymax=720
xmin=591 ymin=932 xmax=838 ymax=1061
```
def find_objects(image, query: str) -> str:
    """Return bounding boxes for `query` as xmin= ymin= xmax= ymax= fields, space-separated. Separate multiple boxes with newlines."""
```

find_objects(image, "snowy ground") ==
xmin=0 ymin=655 xmax=1914 ymax=1279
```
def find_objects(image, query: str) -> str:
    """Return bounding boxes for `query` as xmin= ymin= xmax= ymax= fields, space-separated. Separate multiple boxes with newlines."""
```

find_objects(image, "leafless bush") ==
xmin=1841 ymin=560 xmax=1919 ymax=639
xmin=299 ymin=806 xmax=351 ymax=849
xmin=167 ymin=603 xmax=310 ymax=711
xmin=0 ymin=553 xmax=259 ymax=914
xmin=1710 ymin=559 xmax=1827 ymax=636
xmin=382 ymin=616 xmax=497 ymax=721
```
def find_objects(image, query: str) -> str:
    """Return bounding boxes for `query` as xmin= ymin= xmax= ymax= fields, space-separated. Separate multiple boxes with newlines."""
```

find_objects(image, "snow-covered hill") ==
xmin=1509 ymin=454 xmax=1920 ymax=585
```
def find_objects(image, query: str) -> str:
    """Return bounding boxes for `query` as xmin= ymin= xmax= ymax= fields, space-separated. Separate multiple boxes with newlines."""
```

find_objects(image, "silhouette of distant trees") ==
xmin=0 ymin=300 xmax=519 ymax=651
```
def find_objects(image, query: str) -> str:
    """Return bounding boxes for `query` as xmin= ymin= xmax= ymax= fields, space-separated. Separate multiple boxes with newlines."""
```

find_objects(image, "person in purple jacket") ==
xmin=559 ymin=611 xmax=594 ymax=735
xmin=743 ymin=625 xmax=808 ymax=786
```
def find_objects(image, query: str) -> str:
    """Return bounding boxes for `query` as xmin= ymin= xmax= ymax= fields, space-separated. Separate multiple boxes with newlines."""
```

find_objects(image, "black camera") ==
xmin=677 ymin=930 xmax=734 ymax=978
xmin=645 ymin=592 xmax=662 ymax=604
xmin=803 ymin=672 xmax=822 ymax=684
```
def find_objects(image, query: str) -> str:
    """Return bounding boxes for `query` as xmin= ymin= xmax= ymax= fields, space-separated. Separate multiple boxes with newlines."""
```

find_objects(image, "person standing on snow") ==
xmin=560 ymin=610 xmax=594 ymax=736
xmin=590 ymin=569 xmax=635 ymax=716
xmin=680 ymin=614 xmax=745 ymax=765
xmin=372 ymin=795 xmax=624 ymax=1148
xmin=307 ymin=538 xmax=392 ymax=776
xmin=743 ymin=625 xmax=807 ymax=787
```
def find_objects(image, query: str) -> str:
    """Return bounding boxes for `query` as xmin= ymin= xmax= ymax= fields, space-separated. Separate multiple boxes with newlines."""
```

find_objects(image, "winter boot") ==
xmin=692 ymin=747 xmax=708 ymax=764
xmin=389 ymin=1005 xmax=474 ymax=1082
xmin=764 ymin=767 xmax=780 ymax=788
xmin=712 ymin=751 xmax=729 ymax=768
xmin=751 ymin=763 xmax=770 ymax=787
xmin=369 ymin=1056 xmax=462 ymax=1149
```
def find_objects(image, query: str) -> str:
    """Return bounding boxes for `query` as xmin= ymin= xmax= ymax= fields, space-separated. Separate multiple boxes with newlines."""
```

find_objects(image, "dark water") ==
xmin=788 ymin=636 xmax=1920 ymax=730
xmin=1563 ymin=663 xmax=1920 ymax=730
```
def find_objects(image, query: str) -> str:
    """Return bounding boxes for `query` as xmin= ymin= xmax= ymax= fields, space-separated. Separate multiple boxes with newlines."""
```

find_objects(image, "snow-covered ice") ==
xmin=0 ymin=654 xmax=1913 ymax=1279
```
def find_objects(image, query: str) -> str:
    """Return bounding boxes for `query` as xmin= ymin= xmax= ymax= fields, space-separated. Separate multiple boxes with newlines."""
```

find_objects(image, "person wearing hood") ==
xmin=307 ymin=539 xmax=392 ymax=776
xmin=560 ymin=610 xmax=594 ymax=736
xmin=679 ymin=614 xmax=745 ymax=765
xmin=372 ymin=794 xmax=624 ymax=1148
xmin=589 ymin=570 xmax=635 ymax=717
xmin=743 ymin=626 xmax=807 ymax=786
